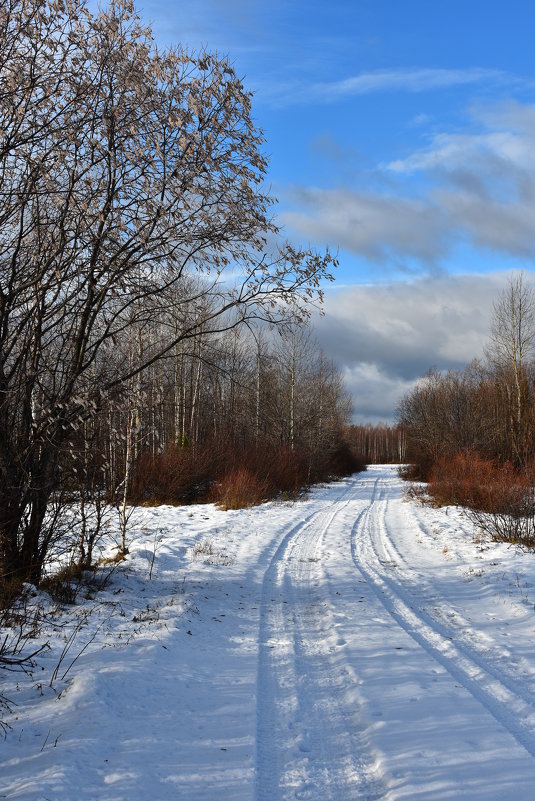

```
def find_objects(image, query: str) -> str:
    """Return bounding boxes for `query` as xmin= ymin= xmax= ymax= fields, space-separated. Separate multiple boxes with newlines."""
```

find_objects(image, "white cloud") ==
xmin=311 ymin=273 xmax=516 ymax=422
xmin=283 ymin=187 xmax=447 ymax=265
xmin=386 ymin=104 xmax=535 ymax=176
xmin=258 ymin=67 xmax=518 ymax=109
xmin=284 ymin=102 xmax=535 ymax=268
xmin=386 ymin=131 xmax=528 ymax=174
xmin=311 ymin=67 xmax=508 ymax=100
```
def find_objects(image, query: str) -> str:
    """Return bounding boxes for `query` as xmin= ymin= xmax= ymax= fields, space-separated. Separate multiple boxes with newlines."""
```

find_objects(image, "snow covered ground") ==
xmin=2 ymin=464 xmax=535 ymax=800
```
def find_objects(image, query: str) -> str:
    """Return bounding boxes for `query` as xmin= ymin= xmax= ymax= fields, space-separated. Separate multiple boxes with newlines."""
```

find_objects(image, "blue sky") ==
xmin=133 ymin=0 xmax=535 ymax=421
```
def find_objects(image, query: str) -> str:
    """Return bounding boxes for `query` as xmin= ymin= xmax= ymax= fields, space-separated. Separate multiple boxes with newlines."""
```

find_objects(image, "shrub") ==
xmin=39 ymin=562 xmax=86 ymax=604
xmin=427 ymin=452 xmax=532 ymax=513
xmin=0 ymin=577 xmax=25 ymax=613
xmin=211 ymin=468 xmax=269 ymax=510
xmin=325 ymin=442 xmax=366 ymax=477
xmin=129 ymin=443 xmax=217 ymax=505
xmin=399 ymin=458 xmax=434 ymax=482
xmin=468 ymin=502 xmax=535 ymax=547
xmin=129 ymin=430 xmax=364 ymax=509
xmin=428 ymin=452 xmax=497 ymax=509
xmin=426 ymin=451 xmax=535 ymax=548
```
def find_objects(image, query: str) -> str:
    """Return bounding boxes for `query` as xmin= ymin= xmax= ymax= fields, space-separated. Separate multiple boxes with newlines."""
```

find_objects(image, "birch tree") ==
xmin=486 ymin=273 xmax=535 ymax=464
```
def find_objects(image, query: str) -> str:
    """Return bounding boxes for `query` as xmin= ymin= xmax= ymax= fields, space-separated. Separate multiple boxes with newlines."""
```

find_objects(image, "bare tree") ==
xmin=0 ymin=0 xmax=335 ymax=584
xmin=486 ymin=272 xmax=535 ymax=464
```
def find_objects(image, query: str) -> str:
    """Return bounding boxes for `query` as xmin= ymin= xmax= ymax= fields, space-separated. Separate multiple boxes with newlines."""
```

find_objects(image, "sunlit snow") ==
xmin=2 ymin=465 xmax=535 ymax=800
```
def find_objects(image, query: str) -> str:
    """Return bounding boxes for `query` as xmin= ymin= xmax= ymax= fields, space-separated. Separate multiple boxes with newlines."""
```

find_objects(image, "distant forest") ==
xmin=345 ymin=424 xmax=406 ymax=465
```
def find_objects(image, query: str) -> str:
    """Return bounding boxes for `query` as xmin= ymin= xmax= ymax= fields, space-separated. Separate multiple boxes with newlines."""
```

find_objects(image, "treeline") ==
xmin=397 ymin=274 xmax=535 ymax=546
xmin=73 ymin=318 xmax=360 ymax=508
xmin=344 ymin=424 xmax=406 ymax=464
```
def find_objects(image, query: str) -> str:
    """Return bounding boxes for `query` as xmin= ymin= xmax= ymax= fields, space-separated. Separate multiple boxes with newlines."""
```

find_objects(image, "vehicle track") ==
xmin=372 ymin=484 xmax=535 ymax=695
xmin=351 ymin=472 xmax=535 ymax=760
xmin=254 ymin=478 xmax=385 ymax=801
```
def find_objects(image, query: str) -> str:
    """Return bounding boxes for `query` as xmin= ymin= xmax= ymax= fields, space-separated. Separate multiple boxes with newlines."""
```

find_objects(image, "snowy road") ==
xmin=3 ymin=465 xmax=535 ymax=800
xmin=255 ymin=478 xmax=384 ymax=801
xmin=254 ymin=467 xmax=535 ymax=800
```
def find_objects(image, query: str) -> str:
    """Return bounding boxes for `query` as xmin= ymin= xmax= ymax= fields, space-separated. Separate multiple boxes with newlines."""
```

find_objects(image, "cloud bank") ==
xmin=313 ymin=273 xmax=512 ymax=423
xmin=284 ymin=188 xmax=448 ymax=266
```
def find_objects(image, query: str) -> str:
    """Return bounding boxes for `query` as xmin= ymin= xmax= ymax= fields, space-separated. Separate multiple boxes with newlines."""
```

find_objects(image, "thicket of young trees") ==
xmin=0 ymin=0 xmax=354 ymax=591
xmin=397 ymin=273 xmax=535 ymax=546
xmin=77 ymin=320 xmax=358 ymax=510
xmin=345 ymin=424 xmax=406 ymax=464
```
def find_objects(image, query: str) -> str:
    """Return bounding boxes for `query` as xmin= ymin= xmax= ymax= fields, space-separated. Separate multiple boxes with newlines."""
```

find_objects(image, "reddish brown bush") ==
xmin=398 ymin=456 xmax=434 ymax=482
xmin=129 ymin=431 xmax=365 ymax=509
xmin=325 ymin=442 xmax=366 ymax=477
xmin=211 ymin=445 xmax=311 ymax=508
xmin=129 ymin=443 xmax=218 ymax=505
xmin=211 ymin=468 xmax=269 ymax=510
xmin=400 ymin=451 xmax=535 ymax=547
xmin=428 ymin=452 xmax=530 ymax=515
xmin=428 ymin=453 xmax=495 ymax=509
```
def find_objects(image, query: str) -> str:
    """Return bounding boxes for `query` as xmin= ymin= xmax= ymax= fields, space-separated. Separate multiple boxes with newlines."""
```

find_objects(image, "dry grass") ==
xmin=190 ymin=538 xmax=234 ymax=566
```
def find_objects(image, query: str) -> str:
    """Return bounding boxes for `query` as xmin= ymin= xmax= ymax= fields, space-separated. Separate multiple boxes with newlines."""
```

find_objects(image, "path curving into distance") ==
xmin=4 ymin=464 xmax=535 ymax=801
xmin=254 ymin=465 xmax=535 ymax=801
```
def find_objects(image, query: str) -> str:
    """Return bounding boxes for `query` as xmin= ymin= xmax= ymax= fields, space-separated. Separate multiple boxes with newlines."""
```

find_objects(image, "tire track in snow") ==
xmin=371 ymin=485 xmax=535 ymax=712
xmin=351 ymin=472 xmax=535 ymax=761
xmin=254 ymin=477 xmax=385 ymax=801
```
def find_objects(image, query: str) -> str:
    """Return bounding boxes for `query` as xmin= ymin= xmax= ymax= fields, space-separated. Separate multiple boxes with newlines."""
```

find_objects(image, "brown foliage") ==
xmin=427 ymin=453 xmax=535 ymax=547
xmin=399 ymin=447 xmax=535 ymax=548
xmin=129 ymin=444 xmax=217 ymax=505
xmin=428 ymin=453 xmax=502 ymax=510
xmin=211 ymin=469 xmax=269 ymax=510
xmin=323 ymin=442 xmax=367 ymax=477
xmin=398 ymin=457 xmax=434 ymax=482
xmin=129 ymin=434 xmax=365 ymax=510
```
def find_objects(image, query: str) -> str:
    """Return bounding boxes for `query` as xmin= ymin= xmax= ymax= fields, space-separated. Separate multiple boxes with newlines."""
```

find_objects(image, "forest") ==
xmin=0 ymin=0 xmax=373 ymax=600
xmin=397 ymin=272 xmax=535 ymax=547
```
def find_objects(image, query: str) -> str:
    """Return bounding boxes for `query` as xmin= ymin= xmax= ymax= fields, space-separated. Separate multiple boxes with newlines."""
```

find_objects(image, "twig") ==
xmin=148 ymin=530 xmax=162 ymax=580
xmin=60 ymin=616 xmax=109 ymax=682
xmin=50 ymin=614 xmax=88 ymax=687
xmin=40 ymin=730 xmax=51 ymax=752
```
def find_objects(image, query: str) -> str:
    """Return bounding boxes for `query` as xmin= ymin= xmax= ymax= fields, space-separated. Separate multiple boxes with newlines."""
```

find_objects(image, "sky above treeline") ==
xmin=128 ymin=0 xmax=535 ymax=421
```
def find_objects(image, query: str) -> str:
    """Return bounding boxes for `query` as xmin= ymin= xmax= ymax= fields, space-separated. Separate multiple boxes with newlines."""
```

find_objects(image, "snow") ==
xmin=2 ymin=464 xmax=535 ymax=800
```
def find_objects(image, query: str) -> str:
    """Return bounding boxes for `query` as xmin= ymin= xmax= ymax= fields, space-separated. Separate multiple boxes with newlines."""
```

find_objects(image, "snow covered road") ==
xmin=2 ymin=465 xmax=535 ymax=800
